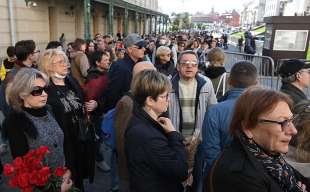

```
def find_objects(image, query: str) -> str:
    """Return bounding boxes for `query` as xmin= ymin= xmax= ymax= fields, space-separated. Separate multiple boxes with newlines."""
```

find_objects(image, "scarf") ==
xmin=239 ymin=132 xmax=303 ymax=192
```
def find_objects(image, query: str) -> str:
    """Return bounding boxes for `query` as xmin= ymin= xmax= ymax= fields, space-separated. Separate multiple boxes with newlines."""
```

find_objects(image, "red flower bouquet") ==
xmin=3 ymin=146 xmax=78 ymax=192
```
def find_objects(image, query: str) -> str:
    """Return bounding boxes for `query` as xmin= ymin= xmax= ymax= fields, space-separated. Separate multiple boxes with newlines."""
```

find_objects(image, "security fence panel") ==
xmin=223 ymin=51 xmax=275 ymax=90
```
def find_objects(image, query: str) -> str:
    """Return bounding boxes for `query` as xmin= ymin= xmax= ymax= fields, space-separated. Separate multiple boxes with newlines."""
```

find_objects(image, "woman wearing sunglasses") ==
xmin=2 ymin=68 xmax=65 ymax=168
xmin=207 ymin=87 xmax=310 ymax=192
xmin=38 ymin=49 xmax=95 ymax=191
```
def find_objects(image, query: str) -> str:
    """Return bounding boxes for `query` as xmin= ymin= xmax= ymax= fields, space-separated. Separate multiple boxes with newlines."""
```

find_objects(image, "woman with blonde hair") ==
xmin=39 ymin=49 xmax=95 ymax=191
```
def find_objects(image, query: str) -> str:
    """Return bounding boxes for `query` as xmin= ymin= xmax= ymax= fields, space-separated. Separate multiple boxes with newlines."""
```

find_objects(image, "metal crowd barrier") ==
xmin=223 ymin=51 xmax=276 ymax=90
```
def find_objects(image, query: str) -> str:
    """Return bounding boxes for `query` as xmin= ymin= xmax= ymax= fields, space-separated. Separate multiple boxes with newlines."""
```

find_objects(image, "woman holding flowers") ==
xmin=2 ymin=68 xmax=65 ymax=168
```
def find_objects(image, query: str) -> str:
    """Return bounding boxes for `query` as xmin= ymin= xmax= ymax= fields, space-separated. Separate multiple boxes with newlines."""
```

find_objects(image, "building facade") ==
xmin=284 ymin=0 xmax=310 ymax=16
xmin=241 ymin=0 xmax=259 ymax=29
xmin=264 ymin=0 xmax=280 ymax=17
xmin=0 ymin=0 xmax=168 ymax=57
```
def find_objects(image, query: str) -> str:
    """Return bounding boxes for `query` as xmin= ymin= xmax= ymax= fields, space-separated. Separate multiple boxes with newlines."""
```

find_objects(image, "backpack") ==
xmin=101 ymin=108 xmax=116 ymax=150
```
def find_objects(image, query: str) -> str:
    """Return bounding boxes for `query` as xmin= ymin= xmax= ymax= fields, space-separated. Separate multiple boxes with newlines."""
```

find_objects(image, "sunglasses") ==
xmin=30 ymin=86 xmax=48 ymax=96
xmin=132 ymin=45 xmax=145 ymax=49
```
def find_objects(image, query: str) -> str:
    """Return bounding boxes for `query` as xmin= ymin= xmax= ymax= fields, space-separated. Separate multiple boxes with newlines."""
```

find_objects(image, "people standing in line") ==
xmin=194 ymin=61 xmax=258 ymax=191
xmin=1 ymin=40 xmax=39 ymax=117
xmin=279 ymin=59 xmax=310 ymax=107
xmin=152 ymin=35 xmax=177 ymax=65
xmin=244 ymin=31 xmax=256 ymax=55
xmin=70 ymin=38 xmax=90 ymax=87
xmin=238 ymin=36 xmax=244 ymax=53
xmin=4 ymin=40 xmax=39 ymax=87
xmin=114 ymin=61 xmax=156 ymax=192
xmin=154 ymin=46 xmax=176 ymax=78
xmin=197 ymin=41 xmax=209 ymax=73
xmin=1 ymin=46 xmax=16 ymax=82
xmin=204 ymin=48 xmax=227 ymax=100
xmin=125 ymin=70 xmax=188 ymax=192
xmin=207 ymin=87 xmax=310 ymax=192
xmin=210 ymin=39 xmax=217 ymax=49
xmin=2 ymin=68 xmax=73 ymax=192
xmin=39 ymin=49 xmax=95 ymax=191
xmin=83 ymin=51 xmax=111 ymax=172
xmin=85 ymin=40 xmax=96 ymax=65
xmin=285 ymin=100 xmax=310 ymax=178
xmin=99 ymin=33 xmax=146 ymax=113
xmin=169 ymin=50 xmax=217 ymax=189
xmin=2 ymin=68 xmax=65 ymax=168
xmin=115 ymin=48 xmax=125 ymax=61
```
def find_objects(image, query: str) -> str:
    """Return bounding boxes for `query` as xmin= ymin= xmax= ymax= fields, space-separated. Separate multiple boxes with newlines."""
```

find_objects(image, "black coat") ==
xmin=208 ymin=138 xmax=310 ymax=192
xmin=125 ymin=105 xmax=188 ymax=192
xmin=154 ymin=58 xmax=176 ymax=78
xmin=99 ymin=53 xmax=136 ymax=113
xmin=46 ymin=76 xmax=95 ymax=189
xmin=280 ymin=83 xmax=307 ymax=106
xmin=2 ymin=110 xmax=38 ymax=158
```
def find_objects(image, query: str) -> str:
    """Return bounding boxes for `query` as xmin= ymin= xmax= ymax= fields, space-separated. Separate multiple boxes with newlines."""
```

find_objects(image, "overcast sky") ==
xmin=158 ymin=0 xmax=247 ymax=15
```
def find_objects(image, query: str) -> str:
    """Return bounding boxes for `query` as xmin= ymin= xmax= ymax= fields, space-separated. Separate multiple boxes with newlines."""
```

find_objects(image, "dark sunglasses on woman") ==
xmin=30 ymin=86 xmax=48 ymax=96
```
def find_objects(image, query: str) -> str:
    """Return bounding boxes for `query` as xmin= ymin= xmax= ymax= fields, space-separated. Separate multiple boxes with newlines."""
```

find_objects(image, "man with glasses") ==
xmin=99 ymin=33 xmax=146 ymax=113
xmin=168 ymin=50 xmax=217 ymax=189
xmin=279 ymin=59 xmax=310 ymax=106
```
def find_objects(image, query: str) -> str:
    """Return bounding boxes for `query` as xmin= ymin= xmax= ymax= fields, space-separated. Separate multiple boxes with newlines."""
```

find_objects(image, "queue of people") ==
xmin=0 ymin=31 xmax=309 ymax=192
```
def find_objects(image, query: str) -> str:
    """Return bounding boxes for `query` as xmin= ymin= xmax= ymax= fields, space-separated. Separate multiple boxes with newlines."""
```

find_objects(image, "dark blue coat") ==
xmin=125 ymin=104 xmax=188 ymax=192
xmin=99 ymin=53 xmax=136 ymax=113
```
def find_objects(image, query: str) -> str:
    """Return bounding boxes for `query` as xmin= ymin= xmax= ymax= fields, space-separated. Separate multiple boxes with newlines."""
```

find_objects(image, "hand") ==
xmin=61 ymin=170 xmax=73 ymax=192
xmin=157 ymin=117 xmax=175 ymax=133
xmin=298 ymin=181 xmax=308 ymax=192
xmin=85 ymin=100 xmax=98 ymax=112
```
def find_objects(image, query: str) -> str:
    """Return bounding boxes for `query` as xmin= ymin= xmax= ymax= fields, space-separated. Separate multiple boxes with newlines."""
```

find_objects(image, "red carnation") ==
xmin=8 ymin=176 xmax=18 ymax=188
xmin=13 ymin=157 xmax=24 ymax=170
xmin=22 ymin=187 xmax=33 ymax=192
xmin=37 ymin=167 xmax=51 ymax=186
xmin=54 ymin=166 xmax=67 ymax=177
xmin=17 ymin=173 xmax=30 ymax=188
xmin=29 ymin=171 xmax=39 ymax=185
xmin=3 ymin=164 xmax=15 ymax=176
xmin=37 ymin=146 xmax=49 ymax=155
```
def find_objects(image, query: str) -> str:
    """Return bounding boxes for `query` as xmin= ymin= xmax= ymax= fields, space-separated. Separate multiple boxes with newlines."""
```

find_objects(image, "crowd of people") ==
xmin=0 ymin=30 xmax=309 ymax=192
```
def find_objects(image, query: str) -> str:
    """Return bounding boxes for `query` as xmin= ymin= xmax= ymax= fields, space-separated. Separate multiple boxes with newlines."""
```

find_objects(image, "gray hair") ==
xmin=6 ymin=68 xmax=49 ymax=112
xmin=177 ymin=50 xmax=198 ymax=64
xmin=156 ymin=46 xmax=171 ymax=57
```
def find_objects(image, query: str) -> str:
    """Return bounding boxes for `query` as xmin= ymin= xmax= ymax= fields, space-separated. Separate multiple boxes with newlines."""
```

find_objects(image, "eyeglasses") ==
xmin=52 ymin=59 xmax=66 ymax=65
xmin=30 ymin=86 xmax=48 ymax=96
xmin=179 ymin=61 xmax=198 ymax=67
xmin=258 ymin=116 xmax=296 ymax=132
xmin=299 ymin=69 xmax=310 ymax=74
xmin=159 ymin=54 xmax=171 ymax=57
xmin=158 ymin=93 xmax=169 ymax=101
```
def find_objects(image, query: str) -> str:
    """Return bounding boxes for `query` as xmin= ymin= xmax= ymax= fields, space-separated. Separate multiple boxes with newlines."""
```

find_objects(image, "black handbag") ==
xmin=77 ymin=115 xmax=96 ymax=142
